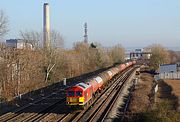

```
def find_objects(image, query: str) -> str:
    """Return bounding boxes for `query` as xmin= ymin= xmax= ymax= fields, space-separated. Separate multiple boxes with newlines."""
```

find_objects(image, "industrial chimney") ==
xmin=43 ymin=3 xmax=50 ymax=49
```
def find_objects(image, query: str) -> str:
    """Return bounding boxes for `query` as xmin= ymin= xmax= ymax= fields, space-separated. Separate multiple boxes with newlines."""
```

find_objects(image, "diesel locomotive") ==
xmin=66 ymin=61 xmax=136 ymax=109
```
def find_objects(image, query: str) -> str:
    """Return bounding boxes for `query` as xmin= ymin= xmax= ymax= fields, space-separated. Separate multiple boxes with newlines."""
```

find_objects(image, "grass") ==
xmin=139 ymin=100 xmax=180 ymax=122
xmin=126 ymin=73 xmax=180 ymax=122
xmin=164 ymin=80 xmax=180 ymax=111
xmin=137 ymin=79 xmax=180 ymax=122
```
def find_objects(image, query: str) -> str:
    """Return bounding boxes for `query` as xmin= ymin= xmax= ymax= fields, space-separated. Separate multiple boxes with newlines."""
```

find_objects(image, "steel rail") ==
xmin=86 ymin=68 xmax=135 ymax=122
xmin=70 ymin=67 xmax=135 ymax=122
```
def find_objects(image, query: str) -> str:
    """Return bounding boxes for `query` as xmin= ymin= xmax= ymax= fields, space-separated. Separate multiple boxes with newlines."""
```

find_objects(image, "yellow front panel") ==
xmin=71 ymin=98 xmax=79 ymax=102
xmin=79 ymin=97 xmax=84 ymax=102
xmin=66 ymin=97 xmax=85 ymax=105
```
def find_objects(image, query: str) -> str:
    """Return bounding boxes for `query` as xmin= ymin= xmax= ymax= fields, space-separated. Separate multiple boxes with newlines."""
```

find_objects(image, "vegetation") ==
xmin=109 ymin=44 xmax=125 ymax=64
xmin=127 ymin=68 xmax=180 ymax=122
xmin=137 ymin=101 xmax=180 ymax=122
xmin=0 ymin=10 xmax=126 ymax=101
xmin=168 ymin=50 xmax=180 ymax=63
xmin=0 ymin=10 xmax=8 ymax=38
xmin=0 ymin=10 xmax=8 ymax=102
xmin=147 ymin=44 xmax=170 ymax=70
xmin=0 ymin=27 xmax=126 ymax=102
xmin=136 ymin=79 xmax=180 ymax=122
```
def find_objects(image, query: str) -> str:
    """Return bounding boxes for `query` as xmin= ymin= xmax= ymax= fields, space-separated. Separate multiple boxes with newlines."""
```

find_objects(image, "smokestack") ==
xmin=43 ymin=3 xmax=50 ymax=49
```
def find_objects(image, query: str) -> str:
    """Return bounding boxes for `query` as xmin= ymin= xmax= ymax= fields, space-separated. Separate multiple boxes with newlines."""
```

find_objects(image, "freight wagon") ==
xmin=66 ymin=61 xmax=136 ymax=109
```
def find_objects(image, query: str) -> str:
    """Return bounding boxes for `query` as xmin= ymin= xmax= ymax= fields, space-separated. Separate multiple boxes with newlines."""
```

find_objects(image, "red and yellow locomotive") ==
xmin=66 ymin=83 xmax=92 ymax=106
xmin=66 ymin=61 xmax=136 ymax=109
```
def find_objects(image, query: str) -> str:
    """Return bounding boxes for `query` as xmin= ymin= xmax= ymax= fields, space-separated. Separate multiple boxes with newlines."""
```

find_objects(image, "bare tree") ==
xmin=51 ymin=30 xmax=64 ymax=48
xmin=92 ymin=46 xmax=112 ymax=69
xmin=20 ymin=30 xmax=63 ymax=49
xmin=73 ymin=42 xmax=91 ymax=73
xmin=20 ymin=30 xmax=64 ymax=83
xmin=147 ymin=44 xmax=170 ymax=70
xmin=20 ymin=31 xmax=42 ymax=48
xmin=168 ymin=50 xmax=180 ymax=63
xmin=73 ymin=42 xmax=112 ymax=71
xmin=0 ymin=10 xmax=8 ymax=38
xmin=109 ymin=44 xmax=125 ymax=64
xmin=42 ymin=30 xmax=64 ymax=82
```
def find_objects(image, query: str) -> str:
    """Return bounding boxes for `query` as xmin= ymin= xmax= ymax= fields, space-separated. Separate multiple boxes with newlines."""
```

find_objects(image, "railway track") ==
xmin=0 ymin=65 xmax=110 ymax=121
xmin=51 ymin=67 xmax=136 ymax=122
xmin=77 ymin=67 xmax=136 ymax=122
xmin=0 ymin=66 xmax=137 ymax=122
xmin=0 ymin=65 xmax=110 ymax=122
xmin=119 ymin=82 xmax=135 ymax=122
xmin=0 ymin=90 xmax=66 ymax=122
xmin=25 ymin=67 xmax=132 ymax=122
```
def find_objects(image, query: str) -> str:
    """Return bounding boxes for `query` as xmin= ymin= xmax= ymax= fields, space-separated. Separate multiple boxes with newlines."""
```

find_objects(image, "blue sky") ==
xmin=0 ymin=0 xmax=180 ymax=48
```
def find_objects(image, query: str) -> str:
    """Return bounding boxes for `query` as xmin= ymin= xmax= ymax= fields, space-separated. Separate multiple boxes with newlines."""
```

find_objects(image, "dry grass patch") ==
xmin=128 ymin=73 xmax=154 ymax=113
xmin=165 ymin=80 xmax=180 ymax=99
xmin=164 ymin=80 xmax=180 ymax=111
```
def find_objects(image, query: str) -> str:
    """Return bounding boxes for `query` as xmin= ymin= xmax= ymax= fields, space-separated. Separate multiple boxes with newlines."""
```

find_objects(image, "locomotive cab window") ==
xmin=76 ymin=91 xmax=82 ymax=97
xmin=67 ymin=91 xmax=75 ymax=96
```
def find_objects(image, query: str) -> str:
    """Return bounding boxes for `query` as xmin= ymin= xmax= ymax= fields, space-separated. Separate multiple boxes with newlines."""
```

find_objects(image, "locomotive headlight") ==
xmin=79 ymin=97 xmax=84 ymax=102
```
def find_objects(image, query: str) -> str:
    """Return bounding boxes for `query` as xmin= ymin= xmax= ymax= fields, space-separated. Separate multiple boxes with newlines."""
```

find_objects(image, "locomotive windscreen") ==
xmin=67 ymin=91 xmax=75 ymax=97
xmin=76 ymin=91 xmax=82 ymax=97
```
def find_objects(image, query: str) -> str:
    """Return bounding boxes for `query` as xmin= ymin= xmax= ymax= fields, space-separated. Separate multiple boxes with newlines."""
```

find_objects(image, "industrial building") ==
xmin=6 ymin=39 xmax=33 ymax=50
xmin=129 ymin=48 xmax=151 ymax=60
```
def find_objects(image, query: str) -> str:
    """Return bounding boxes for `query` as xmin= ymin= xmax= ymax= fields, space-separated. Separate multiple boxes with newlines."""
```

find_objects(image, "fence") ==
xmin=159 ymin=72 xmax=180 ymax=79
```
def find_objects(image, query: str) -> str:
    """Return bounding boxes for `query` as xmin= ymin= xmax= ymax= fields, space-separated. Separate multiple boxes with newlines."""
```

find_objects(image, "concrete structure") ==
xmin=159 ymin=72 xmax=180 ymax=79
xmin=84 ymin=22 xmax=88 ymax=43
xmin=130 ymin=48 xmax=151 ymax=60
xmin=43 ymin=3 xmax=50 ymax=49
xmin=6 ymin=39 xmax=33 ymax=49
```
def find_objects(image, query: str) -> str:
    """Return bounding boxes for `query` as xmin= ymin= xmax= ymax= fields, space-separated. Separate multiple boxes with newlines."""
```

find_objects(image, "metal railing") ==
xmin=158 ymin=72 xmax=180 ymax=79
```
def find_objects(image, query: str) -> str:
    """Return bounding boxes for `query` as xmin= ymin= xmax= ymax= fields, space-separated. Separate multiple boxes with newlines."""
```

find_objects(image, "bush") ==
xmin=137 ymin=100 xmax=180 ymax=122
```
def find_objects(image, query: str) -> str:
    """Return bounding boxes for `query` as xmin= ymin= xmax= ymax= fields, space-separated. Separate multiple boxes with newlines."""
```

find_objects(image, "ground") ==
xmin=106 ymin=67 xmax=156 ymax=122
xmin=128 ymin=70 xmax=155 ymax=113
xmin=127 ymin=73 xmax=180 ymax=122
xmin=160 ymin=79 xmax=180 ymax=111
xmin=124 ymin=67 xmax=156 ymax=122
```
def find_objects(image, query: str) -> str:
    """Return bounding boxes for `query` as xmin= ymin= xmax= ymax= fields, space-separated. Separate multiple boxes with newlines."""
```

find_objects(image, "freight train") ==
xmin=66 ymin=60 xmax=136 ymax=109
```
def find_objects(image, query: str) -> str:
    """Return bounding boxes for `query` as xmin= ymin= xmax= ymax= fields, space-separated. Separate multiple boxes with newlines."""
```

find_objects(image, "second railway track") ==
xmin=0 ymin=90 xmax=66 ymax=122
